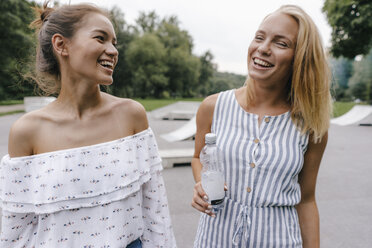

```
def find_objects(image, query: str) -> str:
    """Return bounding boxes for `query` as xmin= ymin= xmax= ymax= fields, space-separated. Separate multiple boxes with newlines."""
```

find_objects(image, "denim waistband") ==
xmin=126 ymin=238 xmax=142 ymax=248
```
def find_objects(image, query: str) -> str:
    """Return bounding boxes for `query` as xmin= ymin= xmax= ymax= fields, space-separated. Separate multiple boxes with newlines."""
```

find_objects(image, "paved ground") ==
xmin=0 ymin=105 xmax=372 ymax=247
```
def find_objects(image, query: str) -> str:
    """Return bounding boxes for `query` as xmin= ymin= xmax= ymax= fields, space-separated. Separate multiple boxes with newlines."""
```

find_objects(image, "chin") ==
xmin=98 ymin=77 xmax=114 ymax=85
xmin=100 ymin=81 xmax=113 ymax=86
xmin=248 ymin=71 xmax=260 ymax=81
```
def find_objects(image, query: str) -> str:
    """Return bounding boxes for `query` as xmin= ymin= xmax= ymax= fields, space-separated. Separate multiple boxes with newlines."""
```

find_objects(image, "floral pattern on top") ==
xmin=0 ymin=128 xmax=177 ymax=248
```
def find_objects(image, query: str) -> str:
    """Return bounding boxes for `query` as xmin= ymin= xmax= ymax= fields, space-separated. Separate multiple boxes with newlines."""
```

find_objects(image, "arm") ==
xmin=295 ymin=132 xmax=328 ymax=248
xmin=191 ymin=94 xmax=218 ymax=216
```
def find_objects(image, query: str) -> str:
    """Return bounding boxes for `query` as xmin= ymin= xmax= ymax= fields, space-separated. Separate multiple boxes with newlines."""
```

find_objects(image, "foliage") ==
xmin=323 ymin=0 xmax=372 ymax=58
xmin=127 ymin=33 xmax=168 ymax=98
xmin=198 ymin=51 xmax=216 ymax=95
xmin=109 ymin=6 xmax=135 ymax=98
xmin=0 ymin=0 xmax=36 ymax=100
xmin=0 ymin=2 xmax=226 ymax=100
xmin=122 ymin=11 xmax=205 ymax=98
xmin=329 ymin=56 xmax=353 ymax=101
xmin=208 ymin=71 xmax=246 ymax=94
xmin=348 ymin=50 xmax=372 ymax=103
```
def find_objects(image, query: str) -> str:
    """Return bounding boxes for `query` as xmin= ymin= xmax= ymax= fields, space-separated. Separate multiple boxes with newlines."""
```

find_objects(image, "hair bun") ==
xmin=30 ymin=1 xmax=54 ymax=29
xmin=40 ymin=1 xmax=54 ymax=23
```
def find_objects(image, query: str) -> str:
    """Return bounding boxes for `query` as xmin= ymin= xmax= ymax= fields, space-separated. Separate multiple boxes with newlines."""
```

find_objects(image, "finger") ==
xmin=193 ymin=190 xmax=210 ymax=209
xmin=195 ymin=183 xmax=207 ymax=198
xmin=191 ymin=197 xmax=213 ymax=213
xmin=224 ymin=184 xmax=228 ymax=191
xmin=204 ymin=208 xmax=216 ymax=217
xmin=191 ymin=200 xmax=206 ymax=213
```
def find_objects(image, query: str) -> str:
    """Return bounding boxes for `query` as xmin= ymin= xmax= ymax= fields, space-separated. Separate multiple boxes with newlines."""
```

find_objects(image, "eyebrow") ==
xmin=92 ymin=29 xmax=117 ymax=43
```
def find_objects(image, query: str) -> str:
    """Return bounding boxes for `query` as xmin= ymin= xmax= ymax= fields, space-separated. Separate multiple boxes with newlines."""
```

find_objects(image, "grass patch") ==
xmin=0 ymin=100 xmax=23 ymax=106
xmin=0 ymin=110 xmax=25 ymax=117
xmin=333 ymin=102 xmax=356 ymax=118
xmin=135 ymin=98 xmax=203 ymax=112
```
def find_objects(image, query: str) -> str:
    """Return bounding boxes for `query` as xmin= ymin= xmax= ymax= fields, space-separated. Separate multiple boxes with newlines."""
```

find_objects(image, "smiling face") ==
xmin=65 ymin=13 xmax=118 ymax=85
xmin=247 ymin=12 xmax=298 ymax=88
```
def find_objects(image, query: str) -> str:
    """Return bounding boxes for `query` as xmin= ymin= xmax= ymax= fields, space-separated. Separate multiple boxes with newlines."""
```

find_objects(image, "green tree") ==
xmin=110 ymin=6 xmax=135 ymax=97
xmin=329 ymin=57 xmax=353 ymax=100
xmin=208 ymin=79 xmax=231 ymax=94
xmin=209 ymin=71 xmax=246 ymax=95
xmin=157 ymin=17 xmax=193 ymax=52
xmin=135 ymin=11 xmax=160 ymax=34
xmin=126 ymin=34 xmax=168 ymax=98
xmin=156 ymin=16 xmax=200 ymax=97
xmin=198 ymin=51 xmax=215 ymax=96
xmin=112 ymin=10 xmax=214 ymax=99
xmin=0 ymin=0 xmax=36 ymax=100
xmin=348 ymin=49 xmax=372 ymax=102
xmin=323 ymin=0 xmax=372 ymax=58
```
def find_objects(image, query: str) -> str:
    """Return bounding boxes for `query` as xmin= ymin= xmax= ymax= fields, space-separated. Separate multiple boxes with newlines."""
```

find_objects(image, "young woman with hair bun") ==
xmin=0 ymin=2 xmax=176 ymax=247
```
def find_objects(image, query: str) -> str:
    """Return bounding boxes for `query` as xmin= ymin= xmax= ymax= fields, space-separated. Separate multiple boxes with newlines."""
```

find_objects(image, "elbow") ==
xmin=299 ymin=191 xmax=316 ymax=205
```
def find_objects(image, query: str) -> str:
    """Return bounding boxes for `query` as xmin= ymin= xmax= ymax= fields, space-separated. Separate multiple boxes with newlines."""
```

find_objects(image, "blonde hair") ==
xmin=246 ymin=5 xmax=332 ymax=143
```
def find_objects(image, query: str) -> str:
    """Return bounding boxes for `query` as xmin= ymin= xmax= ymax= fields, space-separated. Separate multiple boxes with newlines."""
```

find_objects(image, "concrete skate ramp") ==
xmin=331 ymin=105 xmax=372 ymax=126
xmin=161 ymin=116 xmax=196 ymax=142
xmin=149 ymin=101 xmax=200 ymax=120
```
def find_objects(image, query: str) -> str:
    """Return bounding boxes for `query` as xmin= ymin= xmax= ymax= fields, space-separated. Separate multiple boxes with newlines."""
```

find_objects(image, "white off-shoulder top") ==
xmin=0 ymin=128 xmax=176 ymax=248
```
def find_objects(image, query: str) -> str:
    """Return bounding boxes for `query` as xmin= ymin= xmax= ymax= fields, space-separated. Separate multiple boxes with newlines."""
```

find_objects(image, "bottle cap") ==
xmin=205 ymin=133 xmax=216 ymax=144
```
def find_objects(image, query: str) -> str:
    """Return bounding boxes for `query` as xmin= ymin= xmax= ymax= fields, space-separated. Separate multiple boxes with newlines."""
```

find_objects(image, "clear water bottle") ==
xmin=200 ymin=133 xmax=225 ymax=212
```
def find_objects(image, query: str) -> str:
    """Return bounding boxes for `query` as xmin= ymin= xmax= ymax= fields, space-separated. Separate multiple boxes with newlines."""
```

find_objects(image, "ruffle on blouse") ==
xmin=0 ymin=128 xmax=162 ymax=214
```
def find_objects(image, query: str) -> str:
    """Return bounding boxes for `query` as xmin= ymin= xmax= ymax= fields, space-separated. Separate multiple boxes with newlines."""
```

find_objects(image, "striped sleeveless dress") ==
xmin=194 ymin=89 xmax=309 ymax=247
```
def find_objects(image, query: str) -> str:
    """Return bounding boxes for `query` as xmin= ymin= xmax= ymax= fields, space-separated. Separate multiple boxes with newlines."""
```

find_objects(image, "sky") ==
xmin=51 ymin=0 xmax=332 ymax=75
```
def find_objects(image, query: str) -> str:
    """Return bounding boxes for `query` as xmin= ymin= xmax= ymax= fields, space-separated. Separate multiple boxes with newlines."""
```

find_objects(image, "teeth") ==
xmin=254 ymin=58 xmax=273 ymax=67
xmin=99 ymin=60 xmax=114 ymax=68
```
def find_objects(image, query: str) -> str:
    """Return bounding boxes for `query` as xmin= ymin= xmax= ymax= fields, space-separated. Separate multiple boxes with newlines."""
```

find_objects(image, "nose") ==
xmin=257 ymin=41 xmax=271 ymax=56
xmin=106 ymin=43 xmax=119 ymax=57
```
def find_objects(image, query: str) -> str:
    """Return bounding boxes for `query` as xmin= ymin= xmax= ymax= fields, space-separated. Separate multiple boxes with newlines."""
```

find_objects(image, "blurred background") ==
xmin=1 ymin=0 xmax=371 ymax=107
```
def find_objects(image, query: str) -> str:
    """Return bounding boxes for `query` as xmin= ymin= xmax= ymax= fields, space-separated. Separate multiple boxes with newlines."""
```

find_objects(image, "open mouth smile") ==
xmin=253 ymin=57 xmax=274 ymax=68
xmin=98 ymin=60 xmax=114 ymax=71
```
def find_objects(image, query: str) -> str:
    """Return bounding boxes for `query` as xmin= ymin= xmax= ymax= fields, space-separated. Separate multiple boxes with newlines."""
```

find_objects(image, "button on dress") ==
xmin=0 ymin=128 xmax=176 ymax=247
xmin=194 ymin=90 xmax=309 ymax=247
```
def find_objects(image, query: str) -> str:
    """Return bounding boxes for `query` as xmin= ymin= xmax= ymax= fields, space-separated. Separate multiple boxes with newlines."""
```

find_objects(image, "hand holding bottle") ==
xmin=192 ymin=180 xmax=228 ymax=217
xmin=191 ymin=133 xmax=227 ymax=217
xmin=192 ymin=181 xmax=216 ymax=217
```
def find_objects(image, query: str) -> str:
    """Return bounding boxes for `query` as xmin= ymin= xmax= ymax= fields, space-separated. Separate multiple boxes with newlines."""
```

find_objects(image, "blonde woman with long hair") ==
xmin=191 ymin=5 xmax=331 ymax=247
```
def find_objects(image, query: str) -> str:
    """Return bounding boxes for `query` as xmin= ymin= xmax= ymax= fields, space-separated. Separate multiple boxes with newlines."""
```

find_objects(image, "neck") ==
xmin=248 ymin=79 xmax=290 ymax=109
xmin=55 ymin=76 xmax=103 ymax=119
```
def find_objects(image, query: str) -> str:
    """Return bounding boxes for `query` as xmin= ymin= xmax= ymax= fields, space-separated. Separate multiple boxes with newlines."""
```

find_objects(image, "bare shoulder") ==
xmin=8 ymin=110 xmax=46 ymax=157
xmin=197 ymin=93 xmax=219 ymax=125
xmin=107 ymin=94 xmax=148 ymax=133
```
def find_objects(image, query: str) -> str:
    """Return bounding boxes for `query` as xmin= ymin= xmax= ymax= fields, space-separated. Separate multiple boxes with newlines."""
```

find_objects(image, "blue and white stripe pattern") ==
xmin=194 ymin=89 xmax=309 ymax=247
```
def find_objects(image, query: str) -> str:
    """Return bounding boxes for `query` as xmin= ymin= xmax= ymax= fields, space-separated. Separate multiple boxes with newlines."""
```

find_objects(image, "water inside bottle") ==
xmin=201 ymin=171 xmax=225 ymax=211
